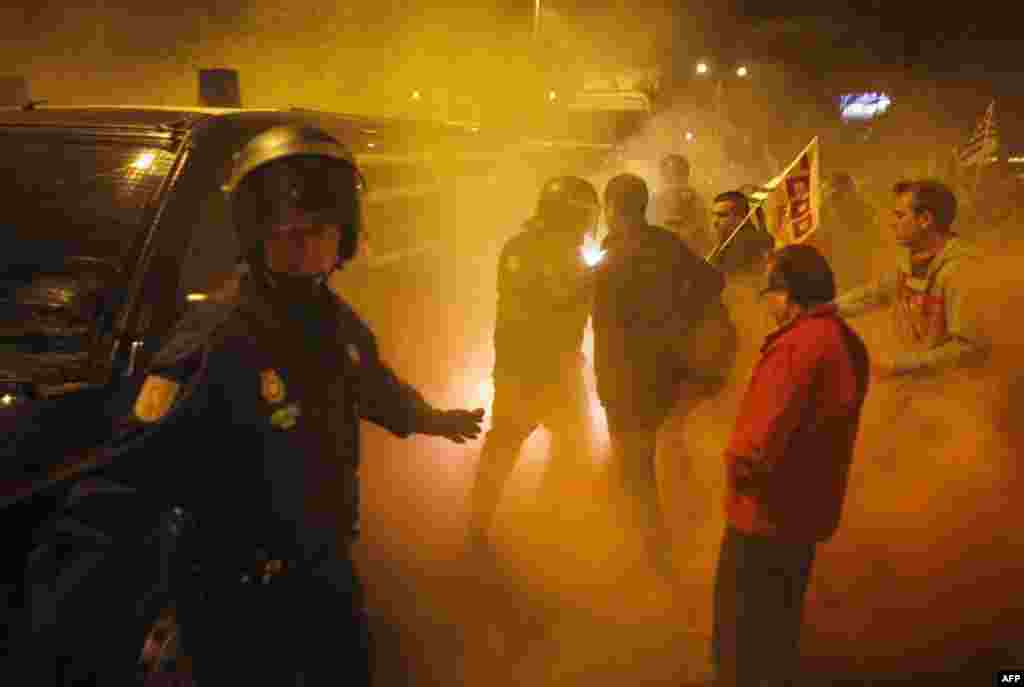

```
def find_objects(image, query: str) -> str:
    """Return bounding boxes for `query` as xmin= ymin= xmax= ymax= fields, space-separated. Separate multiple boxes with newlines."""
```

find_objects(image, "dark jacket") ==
xmin=712 ymin=221 xmax=774 ymax=276
xmin=109 ymin=273 xmax=436 ymax=560
xmin=724 ymin=304 xmax=869 ymax=542
xmin=592 ymin=223 xmax=726 ymax=426
xmin=493 ymin=220 xmax=590 ymax=387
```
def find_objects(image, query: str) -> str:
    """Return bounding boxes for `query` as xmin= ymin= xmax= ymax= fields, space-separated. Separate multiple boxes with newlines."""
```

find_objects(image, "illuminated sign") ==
xmin=839 ymin=92 xmax=892 ymax=122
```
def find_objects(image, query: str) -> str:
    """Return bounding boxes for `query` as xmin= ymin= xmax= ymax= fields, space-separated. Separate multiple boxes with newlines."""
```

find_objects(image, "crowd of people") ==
xmin=24 ymin=117 xmax=1009 ymax=686
xmin=460 ymin=150 xmax=998 ymax=686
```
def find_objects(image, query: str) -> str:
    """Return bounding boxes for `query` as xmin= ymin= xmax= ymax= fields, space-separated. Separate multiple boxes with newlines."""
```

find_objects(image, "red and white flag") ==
xmin=746 ymin=137 xmax=821 ymax=249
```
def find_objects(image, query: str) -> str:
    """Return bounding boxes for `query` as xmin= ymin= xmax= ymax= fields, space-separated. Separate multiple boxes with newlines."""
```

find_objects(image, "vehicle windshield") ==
xmin=0 ymin=134 xmax=176 ymax=352
xmin=0 ymin=134 xmax=176 ymax=273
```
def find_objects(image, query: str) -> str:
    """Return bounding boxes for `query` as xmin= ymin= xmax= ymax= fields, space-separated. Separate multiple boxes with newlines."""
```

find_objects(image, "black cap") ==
xmin=761 ymin=244 xmax=835 ymax=307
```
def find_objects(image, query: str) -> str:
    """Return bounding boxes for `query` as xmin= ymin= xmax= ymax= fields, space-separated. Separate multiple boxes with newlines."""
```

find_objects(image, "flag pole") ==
xmin=706 ymin=204 xmax=764 ymax=264
xmin=706 ymin=136 xmax=818 ymax=263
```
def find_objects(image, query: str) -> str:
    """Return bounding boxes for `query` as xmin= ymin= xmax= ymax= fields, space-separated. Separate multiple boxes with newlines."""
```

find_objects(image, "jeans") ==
xmin=712 ymin=527 xmax=816 ymax=687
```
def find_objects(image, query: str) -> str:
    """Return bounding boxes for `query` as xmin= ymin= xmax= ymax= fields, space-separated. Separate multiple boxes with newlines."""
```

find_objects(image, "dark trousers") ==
xmin=712 ymin=526 xmax=816 ymax=687
xmin=24 ymin=478 xmax=371 ymax=687
xmin=467 ymin=363 xmax=590 ymax=547
xmin=603 ymin=404 xmax=676 ymax=565
xmin=181 ymin=548 xmax=371 ymax=686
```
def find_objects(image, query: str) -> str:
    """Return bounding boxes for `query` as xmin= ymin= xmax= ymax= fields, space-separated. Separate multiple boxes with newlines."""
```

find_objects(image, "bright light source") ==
xmin=476 ymin=379 xmax=494 ymax=407
xmin=131 ymin=152 xmax=156 ymax=171
xmin=581 ymin=235 xmax=606 ymax=266
xmin=186 ymin=293 xmax=208 ymax=302
xmin=547 ymin=90 xmax=558 ymax=101
xmin=411 ymin=90 xmax=421 ymax=101
xmin=685 ymin=131 xmax=695 ymax=142
xmin=696 ymin=62 xmax=710 ymax=75
xmin=0 ymin=393 xmax=13 ymax=406
xmin=367 ymin=142 xmax=376 ymax=149
xmin=736 ymin=66 xmax=749 ymax=78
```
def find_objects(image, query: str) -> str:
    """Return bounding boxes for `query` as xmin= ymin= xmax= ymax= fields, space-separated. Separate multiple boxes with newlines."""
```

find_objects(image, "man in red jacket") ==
xmin=713 ymin=244 xmax=870 ymax=687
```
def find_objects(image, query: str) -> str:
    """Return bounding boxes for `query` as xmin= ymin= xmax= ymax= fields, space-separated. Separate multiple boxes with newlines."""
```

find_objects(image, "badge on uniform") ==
xmin=270 ymin=403 xmax=302 ymax=430
xmin=134 ymin=375 xmax=181 ymax=423
xmin=260 ymin=369 xmax=286 ymax=404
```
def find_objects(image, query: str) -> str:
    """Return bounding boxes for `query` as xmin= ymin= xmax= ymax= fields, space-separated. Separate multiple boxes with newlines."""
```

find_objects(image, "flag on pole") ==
xmin=958 ymin=100 xmax=999 ymax=167
xmin=707 ymin=137 xmax=821 ymax=263
xmin=751 ymin=137 xmax=821 ymax=248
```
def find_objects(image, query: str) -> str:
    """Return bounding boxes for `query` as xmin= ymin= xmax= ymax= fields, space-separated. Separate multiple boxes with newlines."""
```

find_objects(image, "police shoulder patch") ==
xmin=260 ymin=369 xmax=286 ymax=404
xmin=134 ymin=375 xmax=181 ymax=423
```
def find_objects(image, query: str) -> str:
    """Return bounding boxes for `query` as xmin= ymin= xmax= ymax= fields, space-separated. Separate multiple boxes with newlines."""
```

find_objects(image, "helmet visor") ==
xmin=250 ymin=156 xmax=364 ymax=233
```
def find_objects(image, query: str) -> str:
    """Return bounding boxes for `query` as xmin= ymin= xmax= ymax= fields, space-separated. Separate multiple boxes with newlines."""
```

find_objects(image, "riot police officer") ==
xmin=466 ymin=176 xmax=599 ymax=568
xmin=27 ymin=124 xmax=484 ymax=685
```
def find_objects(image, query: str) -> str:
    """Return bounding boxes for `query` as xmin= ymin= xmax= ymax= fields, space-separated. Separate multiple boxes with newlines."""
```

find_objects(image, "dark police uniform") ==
xmin=117 ymin=272 xmax=439 ymax=685
xmin=468 ymin=219 xmax=592 ymax=546
xmin=492 ymin=218 xmax=591 ymax=387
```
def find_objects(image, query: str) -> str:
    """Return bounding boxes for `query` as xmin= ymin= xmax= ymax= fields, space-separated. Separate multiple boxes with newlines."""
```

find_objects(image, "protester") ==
xmin=713 ymin=244 xmax=870 ymax=687
xmin=834 ymin=179 xmax=988 ymax=377
xmin=592 ymin=173 xmax=733 ymax=577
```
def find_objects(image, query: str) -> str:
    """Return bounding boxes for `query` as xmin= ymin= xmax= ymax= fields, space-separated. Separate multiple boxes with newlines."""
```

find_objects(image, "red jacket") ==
xmin=724 ymin=304 xmax=869 ymax=542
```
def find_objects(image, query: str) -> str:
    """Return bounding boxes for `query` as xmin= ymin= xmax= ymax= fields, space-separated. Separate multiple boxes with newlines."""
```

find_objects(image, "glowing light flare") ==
xmin=476 ymin=379 xmax=494 ymax=408
xmin=695 ymin=62 xmax=710 ymax=75
xmin=581 ymin=234 xmax=605 ymax=266
xmin=0 ymin=393 xmax=14 ymax=406
xmin=547 ymin=90 xmax=557 ymax=102
xmin=186 ymin=293 xmax=208 ymax=302
xmin=684 ymin=131 xmax=695 ymax=142
xmin=410 ymin=90 xmax=421 ymax=101
xmin=131 ymin=152 xmax=156 ymax=171
xmin=736 ymin=66 xmax=749 ymax=78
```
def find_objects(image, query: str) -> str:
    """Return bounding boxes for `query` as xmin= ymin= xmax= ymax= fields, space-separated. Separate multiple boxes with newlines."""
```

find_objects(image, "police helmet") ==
xmin=535 ymin=176 xmax=600 ymax=228
xmin=224 ymin=124 xmax=365 ymax=267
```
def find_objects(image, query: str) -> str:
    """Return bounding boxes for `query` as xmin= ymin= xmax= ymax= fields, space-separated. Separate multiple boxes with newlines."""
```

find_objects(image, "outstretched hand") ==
xmin=427 ymin=408 xmax=485 ymax=444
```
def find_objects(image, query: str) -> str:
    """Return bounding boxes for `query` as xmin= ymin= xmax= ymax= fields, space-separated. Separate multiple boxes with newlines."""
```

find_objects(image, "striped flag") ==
xmin=958 ymin=100 xmax=999 ymax=167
